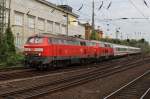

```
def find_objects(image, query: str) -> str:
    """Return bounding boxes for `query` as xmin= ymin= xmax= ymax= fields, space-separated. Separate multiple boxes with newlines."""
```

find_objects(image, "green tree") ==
xmin=90 ymin=31 xmax=100 ymax=40
xmin=5 ymin=27 xmax=16 ymax=54
xmin=0 ymin=27 xmax=18 ymax=65
xmin=0 ymin=37 xmax=7 ymax=62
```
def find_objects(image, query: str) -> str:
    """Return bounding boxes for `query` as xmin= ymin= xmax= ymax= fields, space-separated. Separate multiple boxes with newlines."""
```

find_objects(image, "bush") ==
xmin=5 ymin=53 xmax=24 ymax=66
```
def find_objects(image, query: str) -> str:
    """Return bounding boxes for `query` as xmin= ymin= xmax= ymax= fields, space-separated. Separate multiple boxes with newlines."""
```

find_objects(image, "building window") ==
xmin=38 ymin=18 xmax=45 ymax=31
xmin=28 ymin=16 xmax=35 ymax=29
xmin=15 ymin=12 xmax=23 ymax=26
xmin=62 ymin=25 xmax=66 ymax=34
xmin=6 ymin=10 xmax=9 ymax=24
xmin=55 ymin=22 xmax=60 ymax=33
xmin=47 ymin=21 xmax=53 ymax=32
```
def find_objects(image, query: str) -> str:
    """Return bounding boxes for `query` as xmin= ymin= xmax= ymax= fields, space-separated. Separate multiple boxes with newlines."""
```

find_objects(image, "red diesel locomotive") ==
xmin=24 ymin=33 xmax=140 ymax=70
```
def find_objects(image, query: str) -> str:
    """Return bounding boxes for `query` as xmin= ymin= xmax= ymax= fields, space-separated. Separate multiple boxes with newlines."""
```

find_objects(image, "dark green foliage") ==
xmin=90 ymin=31 xmax=100 ymax=40
xmin=0 ymin=34 xmax=7 ymax=62
xmin=0 ymin=27 xmax=24 ymax=67
xmin=5 ymin=27 xmax=16 ymax=54
xmin=5 ymin=53 xmax=24 ymax=66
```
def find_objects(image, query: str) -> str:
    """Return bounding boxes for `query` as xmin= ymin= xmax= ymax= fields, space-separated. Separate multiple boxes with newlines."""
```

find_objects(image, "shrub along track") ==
xmin=0 ymin=55 xmax=149 ymax=99
xmin=104 ymin=70 xmax=150 ymax=99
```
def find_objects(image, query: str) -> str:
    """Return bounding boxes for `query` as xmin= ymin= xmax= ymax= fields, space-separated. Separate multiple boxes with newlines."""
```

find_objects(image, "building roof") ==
xmin=36 ymin=0 xmax=79 ymax=18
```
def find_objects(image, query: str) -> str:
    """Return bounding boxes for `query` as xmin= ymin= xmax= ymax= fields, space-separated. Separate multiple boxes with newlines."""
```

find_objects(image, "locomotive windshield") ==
xmin=27 ymin=37 xmax=43 ymax=44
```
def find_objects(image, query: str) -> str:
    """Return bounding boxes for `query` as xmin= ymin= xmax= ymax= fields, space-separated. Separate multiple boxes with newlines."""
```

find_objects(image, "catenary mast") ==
xmin=92 ymin=0 xmax=95 ymax=31
xmin=0 ymin=0 xmax=6 ymax=39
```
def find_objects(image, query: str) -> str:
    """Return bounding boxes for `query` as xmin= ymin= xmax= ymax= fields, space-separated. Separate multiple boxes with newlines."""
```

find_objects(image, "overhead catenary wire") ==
xmin=78 ymin=4 xmax=84 ymax=11
xmin=128 ymin=0 xmax=150 ymax=23
xmin=107 ymin=1 xmax=112 ymax=10
xmin=98 ymin=1 xmax=104 ymax=10
xmin=143 ymin=0 xmax=149 ymax=7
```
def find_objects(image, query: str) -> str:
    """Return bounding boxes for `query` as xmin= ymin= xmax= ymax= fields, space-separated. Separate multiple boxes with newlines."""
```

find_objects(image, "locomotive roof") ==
xmin=32 ymin=33 xmax=88 ymax=42
xmin=29 ymin=33 xmax=140 ymax=49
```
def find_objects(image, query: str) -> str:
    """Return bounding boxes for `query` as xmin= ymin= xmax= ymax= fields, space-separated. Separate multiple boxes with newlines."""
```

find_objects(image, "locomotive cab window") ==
xmin=27 ymin=37 xmax=43 ymax=44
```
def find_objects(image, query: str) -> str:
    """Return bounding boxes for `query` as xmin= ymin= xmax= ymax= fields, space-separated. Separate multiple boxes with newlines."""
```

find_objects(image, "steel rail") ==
xmin=104 ymin=70 xmax=150 ymax=99
xmin=2 ymin=57 xmax=150 ymax=99
xmin=140 ymin=88 xmax=150 ymax=99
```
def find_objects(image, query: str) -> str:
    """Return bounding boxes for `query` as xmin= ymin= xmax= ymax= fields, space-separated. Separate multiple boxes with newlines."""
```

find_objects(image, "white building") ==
xmin=5 ymin=0 xmax=85 ymax=49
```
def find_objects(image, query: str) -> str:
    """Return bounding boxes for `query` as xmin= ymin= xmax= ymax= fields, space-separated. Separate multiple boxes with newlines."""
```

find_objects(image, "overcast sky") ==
xmin=47 ymin=0 xmax=150 ymax=42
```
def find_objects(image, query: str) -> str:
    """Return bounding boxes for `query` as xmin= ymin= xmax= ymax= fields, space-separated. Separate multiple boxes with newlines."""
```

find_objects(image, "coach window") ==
xmin=116 ymin=48 xmax=119 ymax=51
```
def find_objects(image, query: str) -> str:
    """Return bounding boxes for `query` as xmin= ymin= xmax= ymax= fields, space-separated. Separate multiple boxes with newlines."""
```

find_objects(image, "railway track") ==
xmin=0 ymin=55 xmax=138 ymax=81
xmin=104 ymin=70 xmax=150 ymax=99
xmin=0 ymin=56 xmax=149 ymax=99
xmin=141 ymin=88 xmax=150 ymax=99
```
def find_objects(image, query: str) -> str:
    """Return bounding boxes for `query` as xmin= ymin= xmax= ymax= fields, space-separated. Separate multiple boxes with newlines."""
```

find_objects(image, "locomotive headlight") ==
xmin=38 ymin=53 xmax=42 ymax=56
xmin=34 ymin=48 xmax=43 ymax=52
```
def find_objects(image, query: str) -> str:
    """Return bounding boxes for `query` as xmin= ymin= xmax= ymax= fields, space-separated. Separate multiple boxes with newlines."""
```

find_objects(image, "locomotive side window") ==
xmin=72 ymin=40 xmax=79 ymax=45
xmin=52 ymin=38 xmax=64 ymax=44
xmin=52 ymin=38 xmax=59 ymax=44
xmin=86 ymin=42 xmax=91 ymax=46
xmin=48 ymin=38 xmax=52 ymax=43
xmin=75 ymin=41 xmax=80 ymax=45
xmin=92 ymin=42 xmax=96 ymax=46
xmin=58 ymin=39 xmax=63 ymax=44
xmin=80 ymin=41 xmax=86 ymax=46
xmin=27 ymin=37 xmax=43 ymax=44
xmin=67 ymin=40 xmax=73 ymax=45
xmin=108 ymin=44 xmax=110 ymax=47
xmin=86 ymin=42 xmax=95 ymax=46
xmin=99 ymin=43 xmax=105 ymax=47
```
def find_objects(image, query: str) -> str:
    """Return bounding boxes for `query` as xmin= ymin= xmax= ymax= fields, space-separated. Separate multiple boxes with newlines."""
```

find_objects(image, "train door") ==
xmin=80 ymin=41 xmax=87 ymax=57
